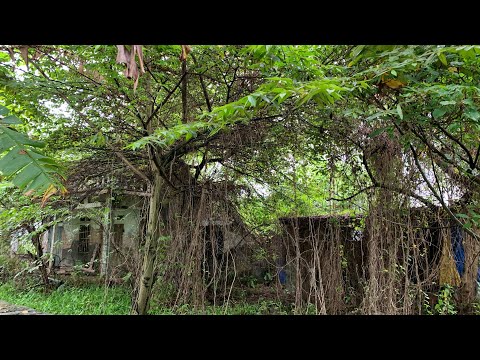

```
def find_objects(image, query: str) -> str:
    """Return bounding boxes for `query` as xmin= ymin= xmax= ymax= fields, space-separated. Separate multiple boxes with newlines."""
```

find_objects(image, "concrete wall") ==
xmin=46 ymin=193 xmax=143 ymax=271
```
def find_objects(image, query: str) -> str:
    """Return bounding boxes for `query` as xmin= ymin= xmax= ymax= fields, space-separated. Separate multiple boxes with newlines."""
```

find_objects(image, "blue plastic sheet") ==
xmin=451 ymin=226 xmax=480 ymax=282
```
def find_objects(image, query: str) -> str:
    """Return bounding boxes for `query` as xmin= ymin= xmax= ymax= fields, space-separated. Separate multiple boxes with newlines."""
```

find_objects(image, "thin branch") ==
xmin=145 ymin=72 xmax=187 ymax=127
xmin=410 ymin=143 xmax=479 ymax=241
xmin=191 ymin=53 xmax=212 ymax=112
xmin=361 ymin=150 xmax=435 ymax=208
xmin=112 ymin=77 xmax=145 ymax=125
xmin=181 ymin=60 xmax=188 ymax=122
xmin=474 ymin=143 xmax=480 ymax=168
xmin=327 ymin=186 xmax=374 ymax=202
xmin=432 ymin=118 xmax=475 ymax=169
xmin=111 ymin=147 xmax=151 ymax=185
xmin=147 ymin=144 xmax=177 ymax=191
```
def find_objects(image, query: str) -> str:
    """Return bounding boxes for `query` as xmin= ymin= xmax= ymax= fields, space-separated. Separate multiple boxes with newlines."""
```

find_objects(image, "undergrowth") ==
xmin=0 ymin=282 xmax=131 ymax=315
xmin=0 ymin=281 xmax=294 ymax=315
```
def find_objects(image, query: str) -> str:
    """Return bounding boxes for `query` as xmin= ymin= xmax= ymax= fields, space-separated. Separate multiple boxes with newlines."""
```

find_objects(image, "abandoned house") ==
xmin=20 ymin=154 xmax=255 ymax=279
xmin=41 ymin=192 xmax=143 ymax=275
xmin=38 ymin=154 xmax=149 ymax=276
xmin=277 ymin=209 xmax=480 ymax=312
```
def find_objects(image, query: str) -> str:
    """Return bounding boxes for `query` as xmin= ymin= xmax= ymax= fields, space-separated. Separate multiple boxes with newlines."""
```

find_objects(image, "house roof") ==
xmin=64 ymin=151 xmax=150 ymax=196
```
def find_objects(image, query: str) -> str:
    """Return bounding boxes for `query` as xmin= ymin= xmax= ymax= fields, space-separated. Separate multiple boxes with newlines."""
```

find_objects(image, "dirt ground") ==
xmin=0 ymin=300 xmax=44 ymax=315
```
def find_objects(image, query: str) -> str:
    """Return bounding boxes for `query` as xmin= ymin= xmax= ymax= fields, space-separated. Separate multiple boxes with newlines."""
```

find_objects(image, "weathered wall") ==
xmin=60 ymin=217 xmax=103 ymax=267
xmin=46 ymin=194 xmax=142 ymax=271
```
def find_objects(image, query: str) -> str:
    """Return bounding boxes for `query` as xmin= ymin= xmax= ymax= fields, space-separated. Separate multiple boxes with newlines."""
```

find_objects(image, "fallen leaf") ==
xmin=18 ymin=149 xmax=27 ymax=155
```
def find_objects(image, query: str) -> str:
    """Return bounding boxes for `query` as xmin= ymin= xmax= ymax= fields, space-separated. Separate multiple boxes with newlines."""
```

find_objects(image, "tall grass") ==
xmin=0 ymin=282 xmax=132 ymax=314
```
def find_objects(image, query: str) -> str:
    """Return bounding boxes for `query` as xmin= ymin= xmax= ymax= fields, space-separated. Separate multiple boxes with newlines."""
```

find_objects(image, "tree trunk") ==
xmin=100 ymin=193 xmax=113 ymax=276
xmin=131 ymin=173 xmax=163 ymax=314
xmin=30 ymin=230 xmax=51 ymax=290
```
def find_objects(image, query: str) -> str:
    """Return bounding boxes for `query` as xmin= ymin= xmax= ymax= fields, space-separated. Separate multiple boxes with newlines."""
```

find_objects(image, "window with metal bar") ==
xmin=78 ymin=217 xmax=90 ymax=253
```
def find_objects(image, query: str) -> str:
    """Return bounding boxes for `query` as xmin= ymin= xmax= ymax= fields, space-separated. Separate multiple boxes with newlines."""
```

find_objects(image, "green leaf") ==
xmin=438 ymin=52 xmax=448 ymax=66
xmin=456 ymin=213 xmax=469 ymax=219
xmin=465 ymin=108 xmax=480 ymax=122
xmin=11 ymin=163 xmax=43 ymax=188
xmin=447 ymin=122 xmax=460 ymax=133
xmin=0 ymin=115 xmax=23 ymax=125
xmin=0 ymin=181 xmax=14 ymax=190
xmin=348 ymin=46 xmax=365 ymax=66
xmin=1 ymin=127 xmax=45 ymax=148
xmin=247 ymin=95 xmax=257 ymax=107
xmin=0 ymin=52 xmax=10 ymax=62
xmin=369 ymin=127 xmax=387 ymax=138
xmin=396 ymin=104 xmax=403 ymax=120
xmin=185 ymin=132 xmax=193 ymax=141
xmin=432 ymin=108 xmax=447 ymax=118
xmin=0 ymin=105 xmax=9 ymax=116
xmin=440 ymin=100 xmax=456 ymax=106
xmin=0 ymin=125 xmax=64 ymax=196
xmin=365 ymin=112 xmax=385 ymax=122
xmin=391 ymin=69 xmax=397 ymax=77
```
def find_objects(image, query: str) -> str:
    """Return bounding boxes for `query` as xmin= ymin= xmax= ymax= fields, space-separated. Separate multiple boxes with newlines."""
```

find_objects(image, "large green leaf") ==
xmin=0 ymin=123 xmax=65 ymax=197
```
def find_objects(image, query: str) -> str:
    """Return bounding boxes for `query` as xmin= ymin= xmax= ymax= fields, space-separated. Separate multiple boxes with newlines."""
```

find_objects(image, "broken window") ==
xmin=78 ymin=217 xmax=90 ymax=253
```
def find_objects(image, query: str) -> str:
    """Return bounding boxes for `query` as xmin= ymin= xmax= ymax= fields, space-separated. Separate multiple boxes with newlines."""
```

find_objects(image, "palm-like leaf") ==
xmin=0 ymin=105 xmax=66 ymax=199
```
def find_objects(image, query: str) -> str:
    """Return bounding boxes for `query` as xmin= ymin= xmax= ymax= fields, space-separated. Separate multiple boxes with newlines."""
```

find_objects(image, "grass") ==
xmin=0 ymin=280 xmax=295 ymax=315
xmin=148 ymin=299 xmax=292 ymax=315
xmin=0 ymin=282 xmax=132 ymax=315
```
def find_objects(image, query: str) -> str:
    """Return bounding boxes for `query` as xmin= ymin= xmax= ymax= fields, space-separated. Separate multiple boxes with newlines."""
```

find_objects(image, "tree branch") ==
xmin=409 ymin=143 xmax=479 ymax=241
xmin=191 ymin=53 xmax=212 ymax=112
xmin=145 ymin=72 xmax=187 ymax=127
xmin=111 ymin=146 xmax=150 ymax=185
xmin=181 ymin=60 xmax=188 ymax=122
xmin=327 ymin=186 xmax=374 ymax=202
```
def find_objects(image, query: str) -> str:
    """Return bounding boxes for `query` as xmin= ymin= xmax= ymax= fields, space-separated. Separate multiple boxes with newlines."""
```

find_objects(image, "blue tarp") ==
xmin=451 ymin=226 xmax=480 ymax=282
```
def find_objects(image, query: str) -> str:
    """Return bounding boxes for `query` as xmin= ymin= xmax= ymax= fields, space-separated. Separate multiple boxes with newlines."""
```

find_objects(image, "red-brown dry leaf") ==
xmin=180 ymin=45 xmax=191 ymax=61
xmin=41 ymin=184 xmax=59 ymax=207
xmin=24 ymin=189 xmax=35 ymax=197
xmin=116 ymin=45 xmax=129 ymax=64
xmin=134 ymin=45 xmax=145 ymax=74
xmin=116 ymin=45 xmax=145 ymax=91
xmin=128 ymin=45 xmax=138 ymax=80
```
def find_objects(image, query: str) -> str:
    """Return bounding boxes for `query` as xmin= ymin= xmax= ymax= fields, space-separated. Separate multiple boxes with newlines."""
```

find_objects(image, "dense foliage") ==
xmin=1 ymin=45 xmax=480 ymax=314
